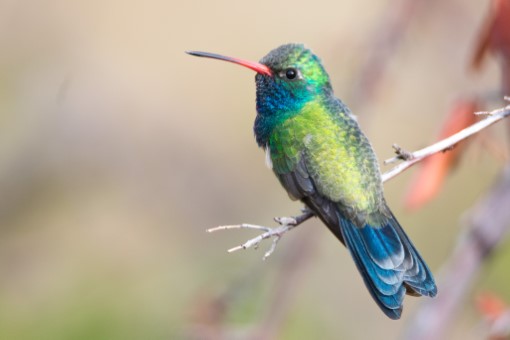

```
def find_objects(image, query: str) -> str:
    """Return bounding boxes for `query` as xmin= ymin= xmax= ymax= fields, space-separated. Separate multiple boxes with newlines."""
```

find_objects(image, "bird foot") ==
xmin=207 ymin=209 xmax=314 ymax=260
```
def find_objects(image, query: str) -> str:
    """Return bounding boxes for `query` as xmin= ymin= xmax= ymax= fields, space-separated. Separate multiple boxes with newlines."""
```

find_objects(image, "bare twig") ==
xmin=207 ymin=209 xmax=314 ymax=260
xmin=382 ymin=102 xmax=510 ymax=182
xmin=210 ymin=102 xmax=510 ymax=259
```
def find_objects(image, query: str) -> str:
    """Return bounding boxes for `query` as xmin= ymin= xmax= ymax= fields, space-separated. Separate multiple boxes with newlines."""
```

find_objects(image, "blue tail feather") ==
xmin=337 ymin=209 xmax=437 ymax=319
xmin=391 ymin=215 xmax=437 ymax=296
xmin=359 ymin=224 xmax=405 ymax=270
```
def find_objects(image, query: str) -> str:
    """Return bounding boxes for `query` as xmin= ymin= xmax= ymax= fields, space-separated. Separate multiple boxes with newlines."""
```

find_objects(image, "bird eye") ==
xmin=285 ymin=68 xmax=298 ymax=80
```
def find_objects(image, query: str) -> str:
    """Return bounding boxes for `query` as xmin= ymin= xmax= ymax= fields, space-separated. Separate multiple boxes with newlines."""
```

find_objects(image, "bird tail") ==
xmin=336 ymin=208 xmax=437 ymax=320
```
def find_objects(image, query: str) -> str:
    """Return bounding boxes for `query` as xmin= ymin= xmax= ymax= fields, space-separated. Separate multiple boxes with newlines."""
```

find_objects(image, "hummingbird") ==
xmin=187 ymin=44 xmax=437 ymax=319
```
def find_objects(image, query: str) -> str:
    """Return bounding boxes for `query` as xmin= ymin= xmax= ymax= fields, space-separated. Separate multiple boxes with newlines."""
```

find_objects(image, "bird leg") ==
xmin=207 ymin=208 xmax=315 ymax=260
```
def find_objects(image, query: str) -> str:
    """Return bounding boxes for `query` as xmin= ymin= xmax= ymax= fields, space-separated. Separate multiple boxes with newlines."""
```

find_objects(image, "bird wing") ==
xmin=269 ymin=101 xmax=384 ymax=230
xmin=269 ymin=104 xmax=436 ymax=319
xmin=276 ymin=156 xmax=344 ymax=243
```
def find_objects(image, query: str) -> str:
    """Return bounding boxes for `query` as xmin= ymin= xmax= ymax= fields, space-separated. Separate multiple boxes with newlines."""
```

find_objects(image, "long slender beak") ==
xmin=186 ymin=50 xmax=272 ymax=76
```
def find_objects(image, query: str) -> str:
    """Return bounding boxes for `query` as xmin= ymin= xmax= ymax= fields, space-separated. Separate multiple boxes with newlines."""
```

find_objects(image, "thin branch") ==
xmin=209 ymin=102 xmax=510 ymax=259
xmin=382 ymin=101 xmax=510 ymax=182
xmin=207 ymin=209 xmax=314 ymax=260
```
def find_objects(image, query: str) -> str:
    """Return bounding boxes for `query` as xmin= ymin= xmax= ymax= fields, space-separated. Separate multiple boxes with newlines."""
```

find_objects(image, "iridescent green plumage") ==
xmin=255 ymin=44 xmax=386 ymax=227
xmin=188 ymin=43 xmax=437 ymax=319
xmin=269 ymin=100 xmax=382 ymax=215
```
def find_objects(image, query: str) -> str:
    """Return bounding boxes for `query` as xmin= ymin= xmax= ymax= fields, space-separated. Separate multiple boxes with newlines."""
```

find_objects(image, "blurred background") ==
xmin=0 ymin=0 xmax=509 ymax=339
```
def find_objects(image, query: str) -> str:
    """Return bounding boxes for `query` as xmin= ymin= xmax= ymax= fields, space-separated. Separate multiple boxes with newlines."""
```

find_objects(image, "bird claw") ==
xmin=273 ymin=216 xmax=297 ymax=226
xmin=207 ymin=210 xmax=314 ymax=260
xmin=263 ymin=235 xmax=281 ymax=261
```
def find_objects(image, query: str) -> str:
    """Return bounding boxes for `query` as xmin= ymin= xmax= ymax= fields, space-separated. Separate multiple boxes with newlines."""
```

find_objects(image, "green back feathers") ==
xmin=268 ymin=100 xmax=382 ymax=212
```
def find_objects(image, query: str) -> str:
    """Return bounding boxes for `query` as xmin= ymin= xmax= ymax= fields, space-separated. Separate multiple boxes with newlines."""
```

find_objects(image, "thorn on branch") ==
xmin=385 ymin=144 xmax=415 ymax=165
xmin=392 ymin=144 xmax=414 ymax=161
xmin=442 ymin=144 xmax=457 ymax=153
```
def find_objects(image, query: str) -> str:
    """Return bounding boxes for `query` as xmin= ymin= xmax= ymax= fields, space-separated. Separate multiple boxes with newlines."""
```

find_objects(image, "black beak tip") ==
xmin=186 ymin=51 xmax=202 ymax=57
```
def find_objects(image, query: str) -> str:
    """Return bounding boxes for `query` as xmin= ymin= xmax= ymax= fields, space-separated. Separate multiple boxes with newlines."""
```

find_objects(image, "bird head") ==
xmin=187 ymin=44 xmax=332 ymax=116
